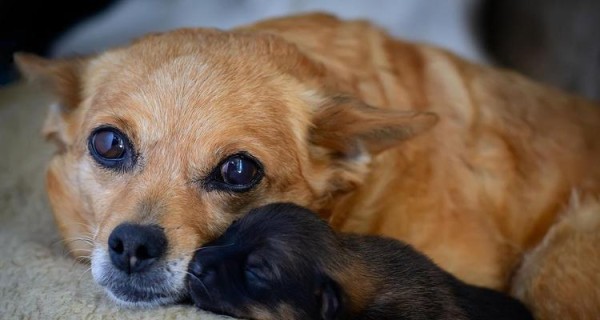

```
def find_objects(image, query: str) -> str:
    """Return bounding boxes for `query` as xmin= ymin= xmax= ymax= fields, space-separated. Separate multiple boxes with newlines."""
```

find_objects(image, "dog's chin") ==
xmin=91 ymin=248 xmax=190 ymax=307
xmin=104 ymin=288 xmax=183 ymax=308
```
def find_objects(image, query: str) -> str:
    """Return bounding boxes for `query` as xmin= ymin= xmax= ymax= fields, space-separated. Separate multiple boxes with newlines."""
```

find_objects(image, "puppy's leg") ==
xmin=511 ymin=195 xmax=600 ymax=319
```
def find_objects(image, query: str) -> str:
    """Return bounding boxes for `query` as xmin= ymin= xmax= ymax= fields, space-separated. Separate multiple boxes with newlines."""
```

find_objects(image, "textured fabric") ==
xmin=0 ymin=83 xmax=229 ymax=319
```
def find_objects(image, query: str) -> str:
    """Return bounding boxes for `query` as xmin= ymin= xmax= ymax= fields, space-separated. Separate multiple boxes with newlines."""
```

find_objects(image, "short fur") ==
xmin=14 ymin=13 xmax=600 ymax=317
xmin=188 ymin=203 xmax=533 ymax=320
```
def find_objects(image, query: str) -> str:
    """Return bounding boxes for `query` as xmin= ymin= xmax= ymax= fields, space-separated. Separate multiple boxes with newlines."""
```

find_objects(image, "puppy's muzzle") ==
xmin=108 ymin=223 xmax=167 ymax=274
xmin=189 ymin=247 xmax=220 ymax=289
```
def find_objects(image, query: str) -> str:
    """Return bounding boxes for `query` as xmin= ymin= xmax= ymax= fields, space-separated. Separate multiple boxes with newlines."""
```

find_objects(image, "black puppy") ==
xmin=188 ymin=203 xmax=533 ymax=320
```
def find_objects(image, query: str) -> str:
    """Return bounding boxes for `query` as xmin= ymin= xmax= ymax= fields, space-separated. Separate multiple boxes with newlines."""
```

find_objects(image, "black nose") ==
xmin=108 ymin=223 xmax=167 ymax=274
xmin=189 ymin=248 xmax=221 ymax=285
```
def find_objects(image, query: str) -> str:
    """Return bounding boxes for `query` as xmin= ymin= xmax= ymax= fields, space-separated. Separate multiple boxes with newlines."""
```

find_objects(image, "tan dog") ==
xmin=16 ymin=13 xmax=600 ymax=318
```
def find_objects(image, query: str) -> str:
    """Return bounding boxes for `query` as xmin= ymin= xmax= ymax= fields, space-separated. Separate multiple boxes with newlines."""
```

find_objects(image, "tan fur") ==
xmin=15 ymin=13 xmax=600 ymax=317
xmin=331 ymin=259 xmax=377 ymax=314
xmin=248 ymin=303 xmax=299 ymax=320
xmin=511 ymin=196 xmax=600 ymax=319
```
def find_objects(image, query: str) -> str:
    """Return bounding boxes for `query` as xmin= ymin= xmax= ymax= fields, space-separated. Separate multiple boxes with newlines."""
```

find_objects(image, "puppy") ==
xmin=15 ymin=13 xmax=600 ymax=317
xmin=188 ymin=203 xmax=533 ymax=320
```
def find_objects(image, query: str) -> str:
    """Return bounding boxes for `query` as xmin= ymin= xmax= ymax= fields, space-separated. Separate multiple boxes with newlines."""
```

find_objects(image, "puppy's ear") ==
xmin=14 ymin=53 xmax=88 ymax=151
xmin=310 ymin=96 xmax=438 ymax=157
xmin=317 ymin=276 xmax=344 ymax=320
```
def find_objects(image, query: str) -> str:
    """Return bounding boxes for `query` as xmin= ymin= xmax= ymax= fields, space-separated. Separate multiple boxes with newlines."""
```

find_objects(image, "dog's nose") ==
xmin=108 ymin=223 xmax=167 ymax=274
xmin=189 ymin=249 xmax=220 ymax=284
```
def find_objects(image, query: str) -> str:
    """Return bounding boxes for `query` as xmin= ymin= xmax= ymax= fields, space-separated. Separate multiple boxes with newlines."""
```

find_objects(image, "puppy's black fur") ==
xmin=188 ymin=203 xmax=533 ymax=320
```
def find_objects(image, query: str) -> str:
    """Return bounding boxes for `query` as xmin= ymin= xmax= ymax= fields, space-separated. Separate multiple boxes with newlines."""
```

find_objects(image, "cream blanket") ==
xmin=0 ymin=83 xmax=227 ymax=319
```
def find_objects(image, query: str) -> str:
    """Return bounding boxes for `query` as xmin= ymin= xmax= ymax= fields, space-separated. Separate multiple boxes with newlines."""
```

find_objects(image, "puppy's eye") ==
xmin=244 ymin=256 xmax=272 ymax=288
xmin=205 ymin=153 xmax=263 ymax=192
xmin=88 ymin=127 xmax=134 ymax=170
xmin=245 ymin=265 xmax=268 ymax=284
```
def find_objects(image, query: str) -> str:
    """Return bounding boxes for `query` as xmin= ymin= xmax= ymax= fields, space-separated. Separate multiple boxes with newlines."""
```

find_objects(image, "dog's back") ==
xmin=340 ymin=234 xmax=533 ymax=320
xmin=243 ymin=13 xmax=600 ymax=295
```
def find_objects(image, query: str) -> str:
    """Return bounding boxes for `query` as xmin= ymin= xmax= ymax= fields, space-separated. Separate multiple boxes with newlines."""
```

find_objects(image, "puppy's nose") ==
xmin=189 ymin=257 xmax=204 ymax=276
xmin=189 ymin=250 xmax=218 ymax=283
xmin=108 ymin=223 xmax=167 ymax=274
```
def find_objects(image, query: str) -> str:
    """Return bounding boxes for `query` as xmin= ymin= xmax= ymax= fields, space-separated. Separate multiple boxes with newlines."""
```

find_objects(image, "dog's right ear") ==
xmin=14 ymin=53 xmax=88 ymax=151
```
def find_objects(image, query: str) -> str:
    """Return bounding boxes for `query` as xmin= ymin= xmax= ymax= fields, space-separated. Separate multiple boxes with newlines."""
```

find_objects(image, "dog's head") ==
xmin=16 ymin=28 xmax=436 ymax=306
xmin=189 ymin=203 xmax=347 ymax=320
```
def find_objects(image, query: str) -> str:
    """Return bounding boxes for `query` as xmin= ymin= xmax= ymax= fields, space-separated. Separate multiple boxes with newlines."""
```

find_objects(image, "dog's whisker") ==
xmin=193 ymin=242 xmax=235 ymax=252
xmin=65 ymin=221 xmax=96 ymax=232
xmin=70 ymin=248 xmax=93 ymax=254
xmin=54 ymin=238 xmax=94 ymax=261
xmin=54 ymin=237 xmax=94 ymax=245
xmin=174 ymin=242 xmax=236 ymax=257
xmin=54 ymin=243 xmax=88 ymax=261
xmin=53 ymin=237 xmax=95 ymax=249
xmin=78 ymin=266 xmax=93 ymax=283
xmin=72 ymin=254 xmax=91 ymax=263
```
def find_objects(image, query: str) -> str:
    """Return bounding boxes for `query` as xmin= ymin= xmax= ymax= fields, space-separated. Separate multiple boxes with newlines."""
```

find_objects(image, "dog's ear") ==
xmin=14 ymin=53 xmax=88 ymax=151
xmin=317 ymin=276 xmax=344 ymax=320
xmin=310 ymin=96 xmax=438 ymax=158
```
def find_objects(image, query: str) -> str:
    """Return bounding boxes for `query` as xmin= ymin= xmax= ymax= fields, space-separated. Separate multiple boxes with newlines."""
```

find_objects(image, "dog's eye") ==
xmin=92 ymin=129 xmax=125 ymax=159
xmin=205 ymin=153 xmax=263 ymax=192
xmin=88 ymin=127 xmax=134 ymax=170
xmin=221 ymin=155 xmax=259 ymax=186
xmin=245 ymin=265 xmax=267 ymax=283
xmin=244 ymin=255 xmax=272 ymax=288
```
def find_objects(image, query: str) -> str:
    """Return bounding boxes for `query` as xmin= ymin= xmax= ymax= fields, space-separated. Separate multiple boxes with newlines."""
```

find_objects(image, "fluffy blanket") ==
xmin=0 ymin=83 xmax=228 ymax=319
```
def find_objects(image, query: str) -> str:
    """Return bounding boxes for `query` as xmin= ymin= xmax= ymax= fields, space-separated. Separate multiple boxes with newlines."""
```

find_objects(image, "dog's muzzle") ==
xmin=91 ymin=223 xmax=189 ymax=307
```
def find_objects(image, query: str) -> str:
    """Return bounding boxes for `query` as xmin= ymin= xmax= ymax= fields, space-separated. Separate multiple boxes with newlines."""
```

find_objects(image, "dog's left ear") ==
xmin=14 ymin=53 xmax=88 ymax=151
xmin=310 ymin=96 xmax=438 ymax=157
xmin=317 ymin=276 xmax=344 ymax=320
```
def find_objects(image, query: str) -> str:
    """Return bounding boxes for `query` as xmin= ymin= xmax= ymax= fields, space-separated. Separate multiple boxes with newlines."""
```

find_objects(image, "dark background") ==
xmin=0 ymin=0 xmax=118 ymax=85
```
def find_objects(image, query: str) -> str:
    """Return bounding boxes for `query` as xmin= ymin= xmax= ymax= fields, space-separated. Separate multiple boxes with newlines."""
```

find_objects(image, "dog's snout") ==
xmin=190 ymin=258 xmax=204 ymax=277
xmin=190 ymin=249 xmax=222 ymax=284
xmin=108 ymin=223 xmax=167 ymax=274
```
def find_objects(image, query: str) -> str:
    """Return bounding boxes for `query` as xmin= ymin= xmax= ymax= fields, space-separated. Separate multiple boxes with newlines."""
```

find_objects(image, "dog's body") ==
xmin=189 ymin=203 xmax=534 ymax=320
xmin=16 ymin=13 xmax=600 ymax=317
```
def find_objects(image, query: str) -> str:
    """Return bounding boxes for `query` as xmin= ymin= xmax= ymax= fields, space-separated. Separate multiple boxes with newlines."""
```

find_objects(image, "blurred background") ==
xmin=0 ymin=0 xmax=598 ymax=100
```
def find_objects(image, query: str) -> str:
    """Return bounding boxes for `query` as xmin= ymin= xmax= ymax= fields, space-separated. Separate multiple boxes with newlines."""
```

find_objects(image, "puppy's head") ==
xmin=189 ymin=203 xmax=346 ymax=320
xmin=15 ymin=28 xmax=436 ymax=306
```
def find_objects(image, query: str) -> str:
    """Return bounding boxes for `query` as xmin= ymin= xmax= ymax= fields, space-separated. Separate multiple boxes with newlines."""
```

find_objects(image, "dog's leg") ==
xmin=511 ymin=194 xmax=600 ymax=319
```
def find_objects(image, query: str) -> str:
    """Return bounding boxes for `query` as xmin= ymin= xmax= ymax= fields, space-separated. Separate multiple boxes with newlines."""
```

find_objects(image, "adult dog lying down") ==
xmin=189 ymin=203 xmax=534 ymax=320
xmin=15 ymin=13 xmax=600 ymax=318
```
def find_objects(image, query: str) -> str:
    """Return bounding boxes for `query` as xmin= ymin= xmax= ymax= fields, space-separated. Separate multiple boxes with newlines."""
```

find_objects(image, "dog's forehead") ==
xmin=86 ymin=41 xmax=288 ymax=119
xmin=80 ymin=33 xmax=313 ymax=158
xmin=84 ymin=28 xmax=308 ymax=96
xmin=88 ymin=57 xmax=278 ymax=135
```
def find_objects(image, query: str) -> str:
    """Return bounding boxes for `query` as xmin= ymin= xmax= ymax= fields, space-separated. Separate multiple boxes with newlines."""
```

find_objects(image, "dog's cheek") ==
xmin=249 ymin=156 xmax=322 ymax=211
xmin=73 ymin=158 xmax=141 ymax=246
xmin=46 ymin=156 xmax=94 ymax=259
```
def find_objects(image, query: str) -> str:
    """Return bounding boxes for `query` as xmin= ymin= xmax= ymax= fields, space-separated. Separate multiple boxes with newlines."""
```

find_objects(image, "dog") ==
xmin=14 ymin=13 xmax=600 ymax=317
xmin=188 ymin=203 xmax=534 ymax=320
